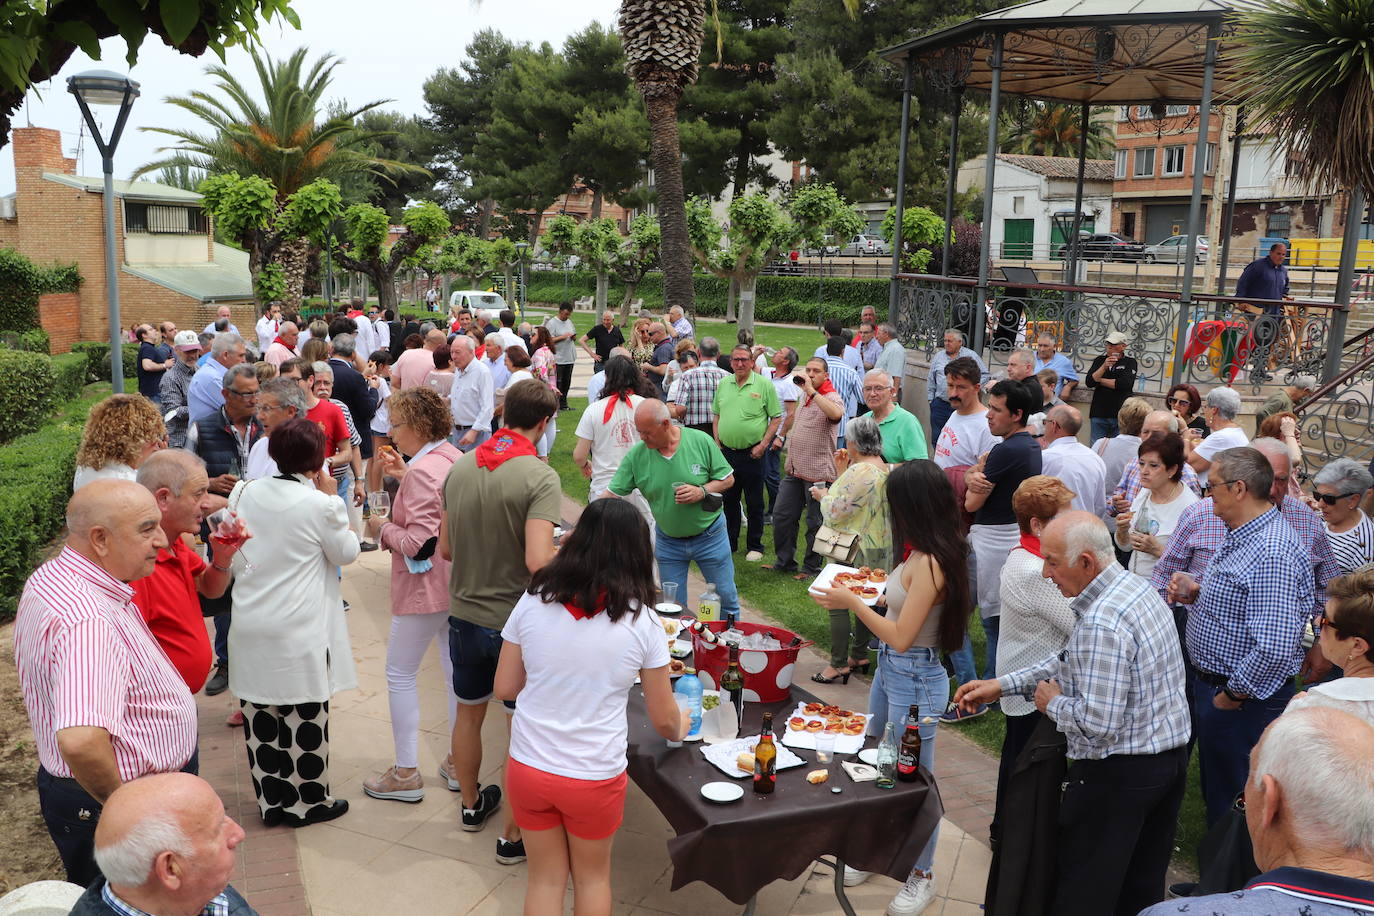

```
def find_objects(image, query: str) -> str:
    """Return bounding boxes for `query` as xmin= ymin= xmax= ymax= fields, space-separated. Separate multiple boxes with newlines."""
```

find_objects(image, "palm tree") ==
xmin=1229 ymin=0 xmax=1374 ymax=196
xmin=1001 ymin=101 xmax=1115 ymax=159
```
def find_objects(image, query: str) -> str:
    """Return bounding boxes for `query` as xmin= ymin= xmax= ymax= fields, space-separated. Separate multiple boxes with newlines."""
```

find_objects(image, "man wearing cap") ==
xmin=1085 ymin=330 xmax=1138 ymax=444
xmin=159 ymin=331 xmax=204 ymax=449
xmin=1253 ymin=375 xmax=1316 ymax=436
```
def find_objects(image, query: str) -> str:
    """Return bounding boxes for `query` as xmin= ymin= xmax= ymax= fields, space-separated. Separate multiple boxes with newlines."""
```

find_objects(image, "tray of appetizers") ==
xmin=779 ymin=701 xmax=871 ymax=754
xmin=807 ymin=563 xmax=889 ymax=606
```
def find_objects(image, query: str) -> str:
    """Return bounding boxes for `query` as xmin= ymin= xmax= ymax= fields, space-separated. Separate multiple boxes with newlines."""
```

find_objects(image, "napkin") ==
xmin=842 ymin=761 xmax=878 ymax=783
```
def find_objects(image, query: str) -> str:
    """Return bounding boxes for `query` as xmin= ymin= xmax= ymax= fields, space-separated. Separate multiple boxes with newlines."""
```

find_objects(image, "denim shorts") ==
xmin=448 ymin=617 xmax=516 ymax=709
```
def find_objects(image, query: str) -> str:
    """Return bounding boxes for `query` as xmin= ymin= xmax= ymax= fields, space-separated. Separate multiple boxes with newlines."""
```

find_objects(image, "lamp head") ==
xmin=67 ymin=70 xmax=140 ymax=107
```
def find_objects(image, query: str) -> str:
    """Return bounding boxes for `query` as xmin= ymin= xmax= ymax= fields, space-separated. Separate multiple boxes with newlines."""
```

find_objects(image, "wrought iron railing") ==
xmin=894 ymin=273 xmax=1346 ymax=395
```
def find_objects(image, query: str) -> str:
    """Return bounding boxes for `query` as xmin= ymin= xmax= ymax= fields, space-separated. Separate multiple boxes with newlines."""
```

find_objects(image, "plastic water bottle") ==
xmin=675 ymin=672 xmax=704 ymax=739
xmin=698 ymin=583 xmax=721 ymax=623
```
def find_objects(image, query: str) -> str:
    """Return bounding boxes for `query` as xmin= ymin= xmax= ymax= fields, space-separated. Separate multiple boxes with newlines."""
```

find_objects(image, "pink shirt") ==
xmin=392 ymin=347 xmax=437 ymax=392
xmin=379 ymin=441 xmax=459 ymax=615
xmin=264 ymin=341 xmax=297 ymax=367
xmin=14 ymin=547 xmax=198 ymax=780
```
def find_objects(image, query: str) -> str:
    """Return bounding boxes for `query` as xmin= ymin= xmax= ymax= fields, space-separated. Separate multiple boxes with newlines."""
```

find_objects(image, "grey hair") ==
xmin=777 ymin=346 xmax=798 ymax=373
xmin=864 ymin=368 xmax=893 ymax=390
xmin=419 ymin=321 xmax=436 ymax=335
xmin=136 ymin=449 xmax=206 ymax=497
xmin=1059 ymin=515 xmax=1116 ymax=566
xmin=1144 ymin=409 xmax=1181 ymax=433
xmin=943 ymin=328 xmax=965 ymax=344
xmin=93 ymin=812 xmax=193 ymax=886
xmin=450 ymin=335 xmax=474 ymax=354
xmin=1249 ymin=436 xmax=1290 ymax=463
xmin=331 ymin=333 xmax=355 ymax=356
xmin=1252 ymin=705 xmax=1374 ymax=860
xmin=223 ymin=364 xmax=257 ymax=388
xmin=1205 ymin=386 xmax=1242 ymax=420
xmin=844 ymin=415 xmax=884 ymax=457
xmin=197 ymin=332 xmax=215 ymax=349
xmin=699 ymin=337 xmax=721 ymax=358
xmin=279 ymin=321 xmax=298 ymax=335
xmin=311 ymin=360 xmax=333 ymax=379
xmin=1293 ymin=374 xmax=1318 ymax=391
xmin=1213 ymin=446 xmax=1273 ymax=497
xmin=210 ymin=332 xmax=243 ymax=358
xmin=736 ymin=327 xmax=755 ymax=347
xmin=878 ymin=323 xmax=898 ymax=339
xmin=260 ymin=377 xmax=306 ymax=415
xmin=1314 ymin=458 xmax=1374 ymax=496
xmin=1008 ymin=348 xmax=1035 ymax=367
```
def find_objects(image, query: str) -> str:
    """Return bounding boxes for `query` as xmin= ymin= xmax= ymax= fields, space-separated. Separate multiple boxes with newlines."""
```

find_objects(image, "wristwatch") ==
xmin=1222 ymin=687 xmax=1248 ymax=704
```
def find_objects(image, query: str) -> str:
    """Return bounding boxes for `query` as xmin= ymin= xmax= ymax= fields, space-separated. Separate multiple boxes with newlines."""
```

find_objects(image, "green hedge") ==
xmin=0 ymin=417 xmax=85 ymax=621
xmin=51 ymin=352 xmax=88 ymax=404
xmin=525 ymin=270 xmax=888 ymax=325
xmin=0 ymin=349 xmax=57 ymax=444
xmin=0 ymin=247 xmax=81 ymax=332
xmin=70 ymin=341 xmax=140 ymax=382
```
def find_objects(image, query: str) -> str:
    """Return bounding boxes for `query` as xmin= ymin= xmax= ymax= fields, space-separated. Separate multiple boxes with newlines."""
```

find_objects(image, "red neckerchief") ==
xmin=1018 ymin=533 xmax=1042 ymax=558
xmin=272 ymin=335 xmax=292 ymax=348
xmin=564 ymin=590 xmax=608 ymax=620
xmin=901 ymin=542 xmax=914 ymax=561
xmin=805 ymin=378 xmax=836 ymax=407
xmin=602 ymin=391 xmax=633 ymax=423
xmin=475 ymin=429 xmax=538 ymax=470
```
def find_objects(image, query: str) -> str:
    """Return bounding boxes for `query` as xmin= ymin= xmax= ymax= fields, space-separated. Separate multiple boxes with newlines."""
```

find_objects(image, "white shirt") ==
xmin=813 ymin=342 xmax=863 ymax=375
xmin=1123 ymin=485 xmax=1200 ymax=580
xmin=449 ymin=359 xmax=494 ymax=429
xmin=1094 ymin=434 xmax=1142 ymax=508
xmin=244 ymin=435 xmax=326 ymax=483
xmin=1288 ymin=676 xmax=1374 ymax=725
xmin=373 ymin=318 xmax=391 ymax=351
xmin=370 ymin=377 xmax=392 ymax=434
xmin=73 ymin=462 xmax=136 ymax=491
xmin=203 ymin=321 xmax=240 ymax=335
xmin=1041 ymin=436 xmax=1108 ymax=518
xmin=996 ymin=545 xmax=1075 ymax=717
xmin=494 ymin=327 xmax=524 ymax=353
xmin=502 ymin=593 xmax=669 ymax=780
xmin=575 ymin=393 xmax=646 ymax=496
xmin=352 ymin=315 xmax=377 ymax=359
xmin=933 ymin=409 xmax=1000 ymax=469
xmin=1193 ymin=425 xmax=1250 ymax=485
xmin=586 ymin=370 xmax=606 ymax=404
xmin=255 ymin=314 xmax=278 ymax=353
xmin=507 ymin=368 xmax=534 ymax=388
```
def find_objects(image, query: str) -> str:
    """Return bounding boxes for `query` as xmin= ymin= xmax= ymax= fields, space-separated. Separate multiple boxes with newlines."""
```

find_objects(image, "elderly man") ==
xmin=1108 ymin=411 xmax=1203 ymax=515
xmin=263 ymin=320 xmax=299 ymax=368
xmin=610 ymin=399 xmax=740 ymax=621
xmin=956 ymin=511 xmax=1190 ymax=916
xmin=187 ymin=332 xmax=246 ymax=423
xmin=1005 ymin=348 xmax=1037 ymax=383
xmin=1165 ymin=447 xmax=1318 ymax=825
xmin=580 ymin=310 xmax=625 ymax=372
xmin=864 ymin=368 xmax=927 ymax=463
xmin=327 ymin=333 xmax=377 ymax=459
xmin=1085 ymin=330 xmax=1138 ymax=443
xmin=673 ymin=336 xmax=729 ymax=434
xmin=645 ymin=321 xmax=677 ymax=396
xmin=585 ymin=345 xmax=631 ymax=404
xmin=1236 ymin=242 xmax=1290 ymax=313
xmin=851 ymin=306 xmax=879 ymax=348
xmin=813 ymin=319 xmax=863 ymax=374
xmin=1186 ymin=386 xmax=1250 ymax=486
xmin=713 ymin=344 xmax=783 ymax=561
xmin=928 ymin=328 xmax=987 ymax=441
xmin=770 ymin=357 xmax=844 ymax=576
xmin=70 ymin=773 xmax=255 ymax=916
xmin=1039 ymin=405 xmax=1106 ymax=518
xmin=1142 ymin=706 xmax=1374 ymax=916
xmin=244 ymin=377 xmax=308 ymax=480
xmin=14 ymin=480 xmax=198 ymax=885
xmin=854 ymin=322 xmax=882 ymax=370
xmin=447 ymin=336 xmax=494 ymax=451
xmin=393 ymin=328 xmax=446 ymax=391
xmin=201 ymin=305 xmax=238 ymax=335
xmin=874 ymin=323 xmax=909 ymax=400
xmin=668 ymin=304 xmax=693 ymax=341
xmin=131 ymin=451 xmax=242 ymax=697
xmin=159 ymin=331 xmax=203 ymax=448
xmin=1253 ymin=374 xmax=1316 ymax=435
xmin=1032 ymin=332 xmax=1078 ymax=399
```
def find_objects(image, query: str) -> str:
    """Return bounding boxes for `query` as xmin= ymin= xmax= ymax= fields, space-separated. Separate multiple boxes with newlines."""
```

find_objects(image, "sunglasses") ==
xmin=1168 ymin=397 xmax=1191 ymax=407
xmin=1312 ymin=490 xmax=1358 ymax=505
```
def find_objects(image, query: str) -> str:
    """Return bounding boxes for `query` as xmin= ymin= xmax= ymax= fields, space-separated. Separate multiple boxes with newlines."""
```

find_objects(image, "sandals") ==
xmin=811 ymin=667 xmax=852 ymax=685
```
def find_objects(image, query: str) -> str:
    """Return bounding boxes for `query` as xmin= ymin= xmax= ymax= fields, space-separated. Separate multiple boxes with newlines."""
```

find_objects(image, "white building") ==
xmin=958 ymin=154 xmax=1115 ymax=260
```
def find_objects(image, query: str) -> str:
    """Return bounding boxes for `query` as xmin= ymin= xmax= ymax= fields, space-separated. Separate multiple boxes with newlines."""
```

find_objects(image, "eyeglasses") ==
xmin=862 ymin=385 xmax=891 ymax=393
xmin=1312 ymin=490 xmax=1358 ymax=505
xmin=1168 ymin=397 xmax=1191 ymax=407
xmin=224 ymin=388 xmax=258 ymax=400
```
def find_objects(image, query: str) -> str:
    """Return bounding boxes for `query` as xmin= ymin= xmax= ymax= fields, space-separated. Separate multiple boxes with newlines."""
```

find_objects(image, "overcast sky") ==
xmin=1 ymin=0 xmax=620 ymax=195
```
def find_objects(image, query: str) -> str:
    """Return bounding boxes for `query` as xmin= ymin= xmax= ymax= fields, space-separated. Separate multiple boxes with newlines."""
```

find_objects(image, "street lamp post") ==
xmin=68 ymin=70 xmax=139 ymax=393
xmin=514 ymin=241 xmax=529 ymax=320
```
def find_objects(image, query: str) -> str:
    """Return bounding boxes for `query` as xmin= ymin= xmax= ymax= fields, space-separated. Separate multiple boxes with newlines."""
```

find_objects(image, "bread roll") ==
xmin=736 ymin=752 xmax=755 ymax=773
xmin=806 ymin=769 xmax=829 ymax=784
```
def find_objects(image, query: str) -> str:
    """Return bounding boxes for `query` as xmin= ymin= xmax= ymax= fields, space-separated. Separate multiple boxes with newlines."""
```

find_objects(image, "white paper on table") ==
xmin=699 ymin=691 xmax=741 ymax=744
xmin=699 ymin=735 xmax=807 ymax=778
xmin=779 ymin=702 xmax=871 ymax=755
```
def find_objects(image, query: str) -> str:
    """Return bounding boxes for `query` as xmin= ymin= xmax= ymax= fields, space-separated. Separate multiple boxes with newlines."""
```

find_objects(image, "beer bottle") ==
xmin=896 ymin=704 xmax=922 ymax=782
xmin=721 ymin=643 xmax=745 ymax=729
xmin=753 ymin=712 xmax=777 ymax=794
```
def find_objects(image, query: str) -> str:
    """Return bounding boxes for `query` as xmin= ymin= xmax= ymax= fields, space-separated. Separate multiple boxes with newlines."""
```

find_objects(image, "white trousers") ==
xmin=386 ymin=611 xmax=457 ymax=769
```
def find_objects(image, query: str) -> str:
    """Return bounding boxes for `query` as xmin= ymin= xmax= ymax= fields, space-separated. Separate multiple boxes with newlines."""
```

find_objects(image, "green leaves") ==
xmin=52 ymin=21 xmax=101 ymax=59
xmin=198 ymin=172 xmax=277 ymax=243
xmin=159 ymin=0 xmax=200 ymax=46
xmin=280 ymin=179 xmax=343 ymax=244
xmin=342 ymin=203 xmax=390 ymax=255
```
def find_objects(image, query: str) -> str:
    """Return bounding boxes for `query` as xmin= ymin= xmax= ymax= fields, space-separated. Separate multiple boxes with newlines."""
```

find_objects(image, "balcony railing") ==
xmin=893 ymin=272 xmax=1347 ymax=395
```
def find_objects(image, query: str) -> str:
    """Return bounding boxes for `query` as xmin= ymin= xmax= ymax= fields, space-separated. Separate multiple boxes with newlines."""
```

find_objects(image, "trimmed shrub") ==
xmin=0 ymin=349 xmax=56 ymax=443
xmin=51 ymin=352 xmax=87 ymax=404
xmin=0 ymin=419 xmax=84 ymax=621
xmin=0 ymin=327 xmax=51 ymax=353
xmin=70 ymin=341 xmax=139 ymax=382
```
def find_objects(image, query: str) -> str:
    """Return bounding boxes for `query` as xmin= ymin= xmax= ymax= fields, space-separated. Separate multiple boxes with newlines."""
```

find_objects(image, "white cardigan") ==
xmin=995 ymin=545 xmax=1076 ymax=717
xmin=227 ymin=474 xmax=361 ymax=705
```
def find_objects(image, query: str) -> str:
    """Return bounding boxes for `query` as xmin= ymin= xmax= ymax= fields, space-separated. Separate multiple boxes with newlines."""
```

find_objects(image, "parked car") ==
xmin=1143 ymin=235 xmax=1210 ymax=264
xmin=804 ymin=235 xmax=840 ymax=256
xmin=840 ymin=234 xmax=891 ymax=257
xmin=449 ymin=290 xmax=508 ymax=314
xmin=1055 ymin=232 xmax=1146 ymax=262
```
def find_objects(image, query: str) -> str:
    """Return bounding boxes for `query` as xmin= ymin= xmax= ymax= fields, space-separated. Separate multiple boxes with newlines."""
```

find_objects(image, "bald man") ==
xmin=70 ymin=773 xmax=257 ymax=916
xmin=392 ymin=328 xmax=446 ymax=391
xmin=14 ymin=480 xmax=198 ymax=886
xmin=608 ymin=399 xmax=741 ymax=623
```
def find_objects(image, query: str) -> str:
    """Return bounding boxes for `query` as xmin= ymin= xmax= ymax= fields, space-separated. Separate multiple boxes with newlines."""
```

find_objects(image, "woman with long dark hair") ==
xmin=494 ymin=499 xmax=687 ymax=916
xmin=813 ymin=458 xmax=972 ymax=916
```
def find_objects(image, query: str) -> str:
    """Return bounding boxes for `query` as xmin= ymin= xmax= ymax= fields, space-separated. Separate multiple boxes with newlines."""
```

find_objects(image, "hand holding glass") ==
xmin=369 ymin=491 xmax=390 ymax=519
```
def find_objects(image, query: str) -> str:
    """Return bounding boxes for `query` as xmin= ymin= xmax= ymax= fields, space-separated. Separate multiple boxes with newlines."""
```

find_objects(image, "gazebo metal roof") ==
xmin=879 ymin=0 xmax=1240 ymax=105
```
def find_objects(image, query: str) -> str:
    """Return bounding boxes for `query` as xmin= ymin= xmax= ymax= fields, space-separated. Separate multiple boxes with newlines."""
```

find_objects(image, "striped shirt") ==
xmin=102 ymin=881 xmax=232 ymax=916
xmin=999 ymin=563 xmax=1191 ymax=759
xmin=784 ymin=391 xmax=841 ymax=482
xmin=14 ymin=547 xmax=197 ymax=780
xmin=674 ymin=364 xmax=728 ymax=427
xmin=1328 ymin=511 xmax=1374 ymax=575
xmin=824 ymin=359 xmax=862 ymax=422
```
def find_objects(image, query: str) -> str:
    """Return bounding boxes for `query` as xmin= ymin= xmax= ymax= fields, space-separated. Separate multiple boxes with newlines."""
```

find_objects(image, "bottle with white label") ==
xmin=698 ymin=583 xmax=721 ymax=623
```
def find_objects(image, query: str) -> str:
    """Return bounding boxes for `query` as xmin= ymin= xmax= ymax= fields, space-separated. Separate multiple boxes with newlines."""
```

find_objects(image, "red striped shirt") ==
xmin=13 ymin=547 xmax=197 ymax=780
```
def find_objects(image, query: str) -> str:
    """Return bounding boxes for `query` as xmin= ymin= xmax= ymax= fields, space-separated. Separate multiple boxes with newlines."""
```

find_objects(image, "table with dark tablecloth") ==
xmin=625 ymin=685 xmax=943 ymax=906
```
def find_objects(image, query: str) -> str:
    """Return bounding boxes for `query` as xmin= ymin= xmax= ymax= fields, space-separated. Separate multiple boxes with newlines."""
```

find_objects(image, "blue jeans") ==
xmin=929 ymin=397 xmax=953 ymax=442
xmin=947 ymin=615 xmax=1000 ymax=685
xmin=869 ymin=645 xmax=948 ymax=873
xmin=763 ymin=447 xmax=781 ymax=513
xmin=213 ymin=612 xmax=230 ymax=666
xmin=655 ymin=515 xmax=741 ymax=623
xmin=451 ymin=426 xmax=492 ymax=453
xmin=1090 ymin=416 xmax=1118 ymax=444
xmin=1192 ymin=670 xmax=1294 ymax=826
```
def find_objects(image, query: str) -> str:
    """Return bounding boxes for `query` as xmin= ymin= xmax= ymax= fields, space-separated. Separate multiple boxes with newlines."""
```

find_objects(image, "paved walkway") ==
xmin=197 ymin=490 xmax=999 ymax=915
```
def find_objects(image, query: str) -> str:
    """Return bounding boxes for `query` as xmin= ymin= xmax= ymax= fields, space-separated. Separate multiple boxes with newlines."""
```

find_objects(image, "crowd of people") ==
xmin=15 ymin=298 xmax=1374 ymax=916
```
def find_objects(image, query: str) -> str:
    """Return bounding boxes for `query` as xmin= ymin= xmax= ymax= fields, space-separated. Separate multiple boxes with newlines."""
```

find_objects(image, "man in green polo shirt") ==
xmin=864 ymin=368 xmax=928 ymax=464
xmin=712 ymin=345 xmax=782 ymax=561
xmin=608 ymin=399 xmax=741 ymax=622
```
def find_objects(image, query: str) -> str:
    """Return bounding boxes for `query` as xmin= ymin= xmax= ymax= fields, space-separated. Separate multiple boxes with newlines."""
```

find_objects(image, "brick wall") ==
xmin=38 ymin=292 xmax=81 ymax=353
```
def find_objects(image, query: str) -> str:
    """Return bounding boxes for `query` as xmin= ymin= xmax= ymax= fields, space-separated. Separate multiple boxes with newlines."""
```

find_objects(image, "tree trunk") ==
xmin=737 ymin=272 xmax=758 ymax=336
xmin=640 ymin=86 xmax=695 ymax=318
xmin=276 ymin=237 xmax=312 ymax=314
xmin=590 ymin=186 xmax=603 ymax=220
xmin=620 ymin=282 xmax=639 ymax=324
xmin=478 ymin=200 xmax=495 ymax=239
xmin=730 ymin=131 xmax=751 ymax=201
xmin=595 ymin=269 xmax=609 ymax=312
xmin=726 ymin=276 xmax=738 ymax=323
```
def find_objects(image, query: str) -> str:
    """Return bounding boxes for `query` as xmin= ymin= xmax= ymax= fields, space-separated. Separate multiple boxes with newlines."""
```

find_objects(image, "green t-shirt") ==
xmin=711 ymin=372 xmax=781 ymax=449
xmin=609 ymin=428 xmax=733 ymax=538
xmin=443 ymin=451 xmax=562 ymax=629
xmin=877 ymin=404 xmax=929 ymax=463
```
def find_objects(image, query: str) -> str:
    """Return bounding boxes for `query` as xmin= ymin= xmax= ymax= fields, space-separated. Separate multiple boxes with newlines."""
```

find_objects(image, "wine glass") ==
xmin=207 ymin=509 xmax=256 ymax=576
xmin=369 ymin=491 xmax=390 ymax=520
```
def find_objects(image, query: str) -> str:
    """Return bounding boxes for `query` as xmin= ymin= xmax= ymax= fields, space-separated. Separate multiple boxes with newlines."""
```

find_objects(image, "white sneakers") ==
xmin=841 ymin=867 xmax=935 ymax=916
xmin=745 ymin=550 xmax=764 ymax=562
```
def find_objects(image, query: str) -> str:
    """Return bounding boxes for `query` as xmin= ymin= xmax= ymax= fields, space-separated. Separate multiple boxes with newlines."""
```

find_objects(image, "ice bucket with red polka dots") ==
xmin=691 ymin=621 xmax=813 ymax=703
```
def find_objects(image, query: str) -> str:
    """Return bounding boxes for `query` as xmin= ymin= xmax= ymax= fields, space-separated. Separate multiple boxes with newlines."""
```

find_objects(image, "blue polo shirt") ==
xmin=1235 ymin=256 xmax=1289 ymax=312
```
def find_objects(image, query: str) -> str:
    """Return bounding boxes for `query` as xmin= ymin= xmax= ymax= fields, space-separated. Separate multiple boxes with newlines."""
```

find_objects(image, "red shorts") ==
xmin=506 ymin=757 xmax=627 ymax=840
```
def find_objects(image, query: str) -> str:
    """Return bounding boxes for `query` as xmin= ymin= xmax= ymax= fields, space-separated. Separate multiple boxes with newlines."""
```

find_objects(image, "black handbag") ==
xmin=1193 ymin=793 xmax=1259 ymax=895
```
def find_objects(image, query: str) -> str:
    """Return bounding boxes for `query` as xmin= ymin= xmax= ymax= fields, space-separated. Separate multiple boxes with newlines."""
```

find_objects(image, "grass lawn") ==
xmin=524 ymin=307 xmax=827 ymax=364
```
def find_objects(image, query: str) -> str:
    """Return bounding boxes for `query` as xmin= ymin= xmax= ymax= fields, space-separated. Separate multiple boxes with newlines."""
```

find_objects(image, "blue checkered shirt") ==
xmin=103 ymin=882 xmax=230 ymax=916
xmin=1186 ymin=507 xmax=1315 ymax=699
xmin=824 ymin=359 xmax=862 ymax=422
xmin=1109 ymin=460 xmax=1203 ymax=516
xmin=999 ymin=563 xmax=1191 ymax=759
xmin=1151 ymin=495 xmax=1337 ymax=623
xmin=674 ymin=363 xmax=728 ymax=427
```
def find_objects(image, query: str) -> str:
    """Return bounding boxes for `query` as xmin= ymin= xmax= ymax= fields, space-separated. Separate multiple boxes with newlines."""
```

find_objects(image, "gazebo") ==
xmin=877 ymin=0 xmax=1367 ymax=395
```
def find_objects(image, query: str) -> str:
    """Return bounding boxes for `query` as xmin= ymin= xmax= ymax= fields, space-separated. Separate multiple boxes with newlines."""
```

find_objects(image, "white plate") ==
xmin=779 ymin=703 xmax=871 ymax=755
xmin=807 ymin=562 xmax=889 ymax=607
xmin=857 ymin=748 xmax=879 ymax=766
xmin=700 ymin=781 xmax=744 ymax=804
xmin=700 ymin=735 xmax=807 ymax=778
xmin=669 ymin=638 xmax=693 ymax=658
